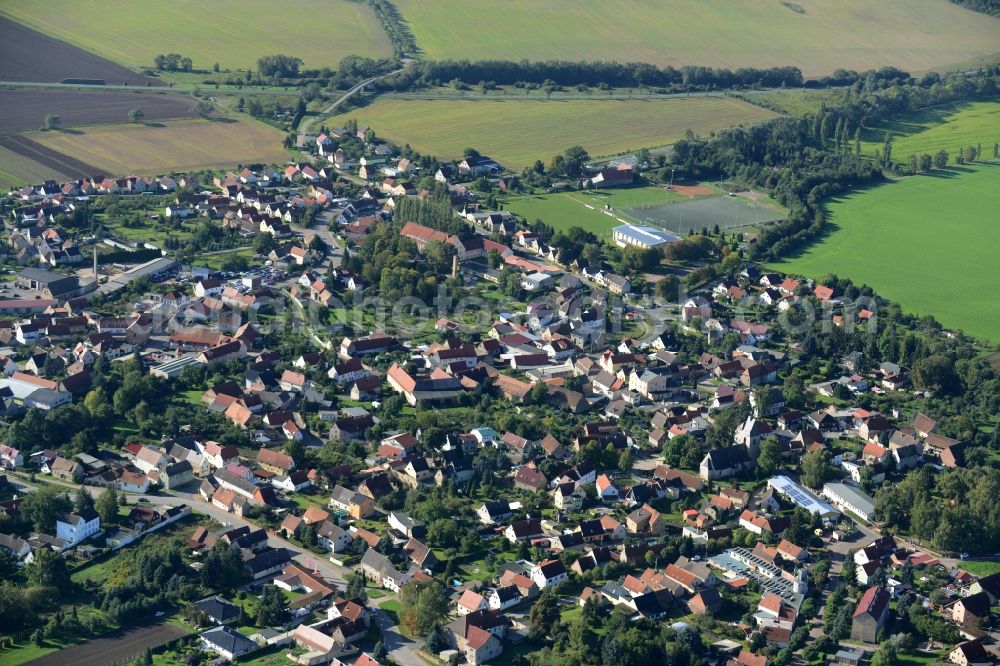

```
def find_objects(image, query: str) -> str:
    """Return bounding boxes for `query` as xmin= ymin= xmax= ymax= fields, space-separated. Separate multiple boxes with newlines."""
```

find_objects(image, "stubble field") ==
xmin=0 ymin=0 xmax=393 ymax=70
xmin=11 ymin=118 xmax=289 ymax=180
xmin=394 ymin=0 xmax=1000 ymax=78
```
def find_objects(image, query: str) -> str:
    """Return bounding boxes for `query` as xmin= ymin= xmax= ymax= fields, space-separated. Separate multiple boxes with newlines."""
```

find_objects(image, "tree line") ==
xmin=382 ymin=61 xmax=919 ymax=94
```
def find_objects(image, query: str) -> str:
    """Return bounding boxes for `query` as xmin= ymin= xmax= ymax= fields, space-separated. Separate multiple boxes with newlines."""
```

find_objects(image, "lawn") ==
xmin=897 ymin=649 xmax=948 ymax=666
xmin=328 ymin=96 xmax=778 ymax=168
xmin=859 ymin=100 xmax=1000 ymax=161
xmin=957 ymin=560 xmax=1000 ymax=576
xmin=0 ymin=640 xmax=67 ymax=666
xmin=379 ymin=600 xmax=402 ymax=626
xmin=230 ymin=645 xmax=290 ymax=666
xmin=768 ymin=164 xmax=1000 ymax=342
xmin=394 ymin=0 xmax=1000 ymax=78
xmin=28 ymin=118 xmax=289 ymax=179
xmin=0 ymin=0 xmax=392 ymax=70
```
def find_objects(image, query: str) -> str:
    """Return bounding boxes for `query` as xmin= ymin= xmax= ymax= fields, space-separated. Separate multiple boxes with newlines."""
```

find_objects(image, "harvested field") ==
xmin=626 ymin=195 xmax=786 ymax=235
xmin=0 ymin=143 xmax=71 ymax=188
xmin=1 ymin=0 xmax=392 ymax=70
xmin=28 ymin=118 xmax=289 ymax=177
xmin=0 ymin=134 xmax=101 ymax=178
xmin=0 ymin=17 xmax=159 ymax=85
xmin=395 ymin=0 xmax=1000 ymax=78
xmin=21 ymin=620 xmax=186 ymax=666
xmin=0 ymin=89 xmax=194 ymax=131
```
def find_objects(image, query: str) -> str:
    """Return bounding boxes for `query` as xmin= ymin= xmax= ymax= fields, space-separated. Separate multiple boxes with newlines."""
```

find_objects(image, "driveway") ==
xmin=369 ymin=602 xmax=427 ymax=666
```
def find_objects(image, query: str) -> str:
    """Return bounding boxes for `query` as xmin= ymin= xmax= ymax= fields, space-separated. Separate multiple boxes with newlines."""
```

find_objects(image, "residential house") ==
xmin=505 ymin=519 xmax=544 ymax=543
xmin=458 ymin=589 xmax=489 ymax=615
xmin=952 ymin=592 xmax=991 ymax=627
xmin=200 ymin=626 xmax=257 ymax=661
xmin=531 ymin=559 xmax=569 ymax=590
xmin=161 ymin=461 xmax=194 ymax=489
xmin=56 ymin=509 xmax=100 ymax=546
xmin=329 ymin=485 xmax=374 ymax=519
xmin=949 ymin=639 xmax=992 ymax=666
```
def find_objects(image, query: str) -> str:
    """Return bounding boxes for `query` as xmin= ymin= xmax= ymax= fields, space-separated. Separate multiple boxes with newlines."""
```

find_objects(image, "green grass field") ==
xmin=29 ymin=118 xmax=289 ymax=178
xmin=958 ymin=560 xmax=1000 ymax=576
xmin=330 ymin=96 xmax=777 ymax=168
xmin=768 ymin=164 xmax=1000 ymax=342
xmin=859 ymin=100 xmax=1000 ymax=160
xmin=0 ymin=0 xmax=393 ymax=70
xmin=394 ymin=0 xmax=1000 ymax=78
xmin=736 ymin=88 xmax=844 ymax=116
xmin=503 ymin=192 xmax=638 ymax=238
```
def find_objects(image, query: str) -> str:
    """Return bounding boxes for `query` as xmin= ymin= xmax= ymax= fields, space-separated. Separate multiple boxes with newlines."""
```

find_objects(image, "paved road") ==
xmin=22 ymin=620 xmax=186 ymax=666
xmin=307 ymin=219 xmax=344 ymax=269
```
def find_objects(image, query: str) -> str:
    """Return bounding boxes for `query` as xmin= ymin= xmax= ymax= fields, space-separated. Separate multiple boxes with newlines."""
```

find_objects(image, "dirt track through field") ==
xmin=0 ymin=134 xmax=101 ymax=178
xmin=0 ymin=89 xmax=194 ymax=131
xmin=22 ymin=620 xmax=187 ymax=666
xmin=0 ymin=17 xmax=160 ymax=85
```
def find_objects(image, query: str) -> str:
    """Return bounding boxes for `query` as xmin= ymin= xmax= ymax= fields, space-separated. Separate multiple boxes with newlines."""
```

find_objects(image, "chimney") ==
xmin=93 ymin=245 xmax=98 ymax=278
xmin=451 ymin=254 xmax=458 ymax=279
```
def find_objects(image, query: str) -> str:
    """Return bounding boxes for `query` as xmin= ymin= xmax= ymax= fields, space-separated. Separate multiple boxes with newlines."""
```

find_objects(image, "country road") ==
xmin=0 ymin=79 xmax=302 ymax=96
xmin=296 ymin=68 xmax=406 ymax=148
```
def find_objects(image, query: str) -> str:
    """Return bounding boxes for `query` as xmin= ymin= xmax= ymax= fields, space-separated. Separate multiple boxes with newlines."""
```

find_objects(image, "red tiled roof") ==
xmin=854 ymin=586 xmax=889 ymax=619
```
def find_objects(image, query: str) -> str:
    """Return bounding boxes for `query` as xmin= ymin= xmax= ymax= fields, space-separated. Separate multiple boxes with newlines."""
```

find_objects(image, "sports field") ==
xmin=859 ymin=100 xmax=1000 ymax=160
xmin=27 ymin=118 xmax=289 ymax=177
xmin=502 ymin=184 xmax=721 ymax=237
xmin=503 ymin=192 xmax=632 ymax=238
xmin=0 ymin=0 xmax=393 ymax=70
xmin=394 ymin=0 xmax=1000 ymax=78
xmin=768 ymin=164 xmax=1000 ymax=342
xmin=329 ymin=96 xmax=778 ymax=168
xmin=628 ymin=195 xmax=787 ymax=235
